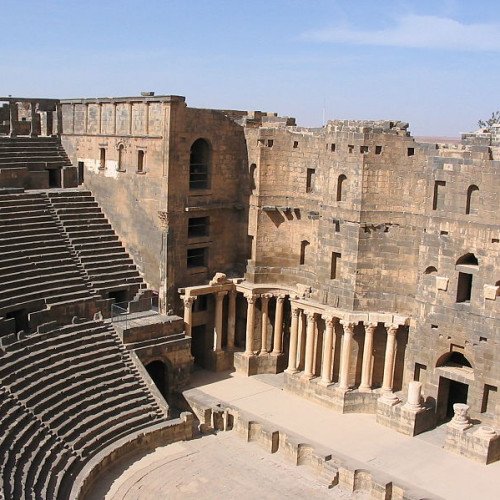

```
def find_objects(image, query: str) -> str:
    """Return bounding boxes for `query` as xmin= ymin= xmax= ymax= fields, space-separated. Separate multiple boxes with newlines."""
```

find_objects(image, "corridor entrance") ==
xmin=145 ymin=360 xmax=167 ymax=398
xmin=437 ymin=376 xmax=469 ymax=422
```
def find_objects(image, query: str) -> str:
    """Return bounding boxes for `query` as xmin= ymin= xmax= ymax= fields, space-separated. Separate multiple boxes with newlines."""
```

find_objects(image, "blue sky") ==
xmin=1 ymin=0 xmax=498 ymax=136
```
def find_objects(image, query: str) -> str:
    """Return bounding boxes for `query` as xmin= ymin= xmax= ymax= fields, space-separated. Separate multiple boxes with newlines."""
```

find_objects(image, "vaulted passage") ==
xmin=146 ymin=360 xmax=167 ymax=398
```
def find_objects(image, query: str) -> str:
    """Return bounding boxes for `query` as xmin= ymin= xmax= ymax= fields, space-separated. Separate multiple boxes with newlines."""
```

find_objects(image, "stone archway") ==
xmin=435 ymin=351 xmax=473 ymax=423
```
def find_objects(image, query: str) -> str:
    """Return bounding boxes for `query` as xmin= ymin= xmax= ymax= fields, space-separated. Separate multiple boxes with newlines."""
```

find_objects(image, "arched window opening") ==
xmin=465 ymin=185 xmax=479 ymax=215
xmin=117 ymin=144 xmax=124 ymax=171
xmin=336 ymin=174 xmax=347 ymax=202
xmin=456 ymin=253 xmax=478 ymax=266
xmin=189 ymin=138 xmax=210 ymax=190
xmin=300 ymin=240 xmax=309 ymax=265
xmin=424 ymin=266 xmax=438 ymax=274
xmin=436 ymin=351 xmax=472 ymax=369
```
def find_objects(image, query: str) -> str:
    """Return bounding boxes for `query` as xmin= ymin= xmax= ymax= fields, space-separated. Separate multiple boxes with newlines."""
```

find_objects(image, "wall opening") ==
xmin=481 ymin=384 xmax=497 ymax=414
xmin=330 ymin=252 xmax=341 ymax=279
xmin=375 ymin=145 xmax=382 ymax=154
xmin=414 ymin=362 xmax=426 ymax=381
xmin=247 ymin=235 xmax=254 ymax=260
xmin=424 ymin=266 xmax=437 ymax=274
xmin=306 ymin=168 xmax=315 ymax=193
xmin=117 ymin=144 xmax=124 ymax=171
xmin=300 ymin=240 xmax=309 ymax=265
xmin=407 ymin=147 xmax=415 ymax=156
xmin=432 ymin=180 xmax=446 ymax=210
xmin=188 ymin=216 xmax=209 ymax=238
xmin=189 ymin=138 xmax=210 ymax=190
xmin=6 ymin=309 xmax=29 ymax=333
xmin=187 ymin=247 xmax=208 ymax=268
xmin=437 ymin=377 xmax=469 ymax=422
xmin=99 ymin=147 xmax=106 ymax=169
xmin=145 ymin=360 xmax=167 ymax=397
xmin=47 ymin=168 xmax=61 ymax=188
xmin=465 ymin=184 xmax=479 ymax=215
xmin=456 ymin=272 xmax=473 ymax=302
xmin=336 ymin=174 xmax=347 ymax=202
xmin=137 ymin=150 xmax=145 ymax=172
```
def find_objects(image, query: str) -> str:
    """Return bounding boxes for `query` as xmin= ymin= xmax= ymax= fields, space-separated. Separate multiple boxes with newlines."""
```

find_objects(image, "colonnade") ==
xmin=181 ymin=284 xmax=403 ymax=395
xmin=283 ymin=304 xmax=401 ymax=394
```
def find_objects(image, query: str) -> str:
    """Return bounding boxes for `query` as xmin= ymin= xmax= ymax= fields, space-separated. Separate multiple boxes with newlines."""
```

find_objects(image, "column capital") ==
xmin=365 ymin=322 xmax=378 ymax=332
xmin=322 ymin=315 xmax=338 ymax=327
xmin=275 ymin=294 xmax=286 ymax=303
xmin=229 ymin=288 xmax=237 ymax=297
xmin=216 ymin=290 xmax=228 ymax=300
xmin=291 ymin=305 xmax=301 ymax=318
xmin=260 ymin=293 xmax=273 ymax=301
xmin=181 ymin=295 xmax=196 ymax=307
xmin=387 ymin=324 xmax=399 ymax=336
xmin=244 ymin=293 xmax=257 ymax=304
xmin=340 ymin=320 xmax=356 ymax=333
xmin=304 ymin=310 xmax=316 ymax=322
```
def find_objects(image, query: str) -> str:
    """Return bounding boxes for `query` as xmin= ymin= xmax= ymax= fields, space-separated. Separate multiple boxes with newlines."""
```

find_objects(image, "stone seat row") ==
xmin=0 ymin=320 xmax=168 ymax=499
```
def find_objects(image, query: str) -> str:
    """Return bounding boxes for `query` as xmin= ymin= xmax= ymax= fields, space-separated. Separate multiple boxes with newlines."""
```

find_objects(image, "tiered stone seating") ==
xmin=0 ymin=320 xmax=168 ymax=500
xmin=0 ymin=137 xmax=71 ymax=171
xmin=47 ymin=190 xmax=146 ymax=299
xmin=0 ymin=191 xmax=93 ymax=323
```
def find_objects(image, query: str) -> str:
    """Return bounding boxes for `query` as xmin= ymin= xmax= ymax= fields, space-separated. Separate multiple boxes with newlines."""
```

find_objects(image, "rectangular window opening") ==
xmin=330 ymin=252 xmax=341 ymax=279
xmin=267 ymin=139 xmax=274 ymax=147
xmin=188 ymin=216 xmax=209 ymax=238
xmin=407 ymin=147 xmax=415 ymax=156
xmin=414 ymin=363 xmax=427 ymax=381
xmin=432 ymin=180 xmax=446 ymax=210
xmin=456 ymin=272 xmax=473 ymax=303
xmin=293 ymin=141 xmax=299 ymax=148
xmin=247 ymin=235 xmax=254 ymax=260
xmin=348 ymin=144 xmax=354 ymax=153
xmin=306 ymin=168 xmax=315 ymax=193
xmin=137 ymin=150 xmax=145 ymax=172
xmin=99 ymin=148 xmax=106 ymax=169
xmin=187 ymin=247 xmax=208 ymax=268
xmin=375 ymin=145 xmax=382 ymax=154
xmin=360 ymin=145 xmax=369 ymax=154
xmin=330 ymin=143 xmax=336 ymax=152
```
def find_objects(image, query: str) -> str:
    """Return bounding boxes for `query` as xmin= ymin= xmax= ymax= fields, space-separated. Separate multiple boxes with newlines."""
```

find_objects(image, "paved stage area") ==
xmin=88 ymin=432 xmax=358 ymax=499
xmin=183 ymin=370 xmax=500 ymax=500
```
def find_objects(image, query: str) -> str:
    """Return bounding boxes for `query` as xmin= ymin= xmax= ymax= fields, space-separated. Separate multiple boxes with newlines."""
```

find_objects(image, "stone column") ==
xmin=9 ymin=101 xmax=18 ymax=137
xmin=30 ymin=101 xmax=38 ymax=137
xmin=227 ymin=289 xmax=236 ymax=350
xmin=303 ymin=312 xmax=316 ymax=379
xmin=359 ymin=322 xmax=377 ymax=392
xmin=272 ymin=295 xmax=285 ymax=354
xmin=260 ymin=294 xmax=271 ymax=355
xmin=339 ymin=321 xmax=355 ymax=390
xmin=448 ymin=403 xmax=472 ymax=431
xmin=244 ymin=294 xmax=256 ymax=355
xmin=404 ymin=381 xmax=423 ymax=411
xmin=213 ymin=291 xmax=227 ymax=352
xmin=320 ymin=316 xmax=336 ymax=385
xmin=381 ymin=325 xmax=399 ymax=393
xmin=285 ymin=305 xmax=300 ymax=373
xmin=182 ymin=295 xmax=195 ymax=337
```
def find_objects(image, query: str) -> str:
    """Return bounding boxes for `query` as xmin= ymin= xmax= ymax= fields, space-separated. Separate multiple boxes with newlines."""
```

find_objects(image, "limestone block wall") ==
xmin=407 ymin=145 xmax=500 ymax=425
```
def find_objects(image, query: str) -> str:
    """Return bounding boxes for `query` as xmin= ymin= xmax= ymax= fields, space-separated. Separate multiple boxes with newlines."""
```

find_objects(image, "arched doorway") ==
xmin=436 ymin=351 xmax=473 ymax=422
xmin=145 ymin=360 xmax=167 ymax=398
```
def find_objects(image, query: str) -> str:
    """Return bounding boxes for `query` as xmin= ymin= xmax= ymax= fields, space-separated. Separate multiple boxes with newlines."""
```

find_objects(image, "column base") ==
xmin=358 ymin=385 xmax=372 ymax=393
xmin=234 ymin=351 xmax=285 ymax=376
xmin=317 ymin=379 xmax=334 ymax=387
xmin=379 ymin=390 xmax=400 ymax=406
xmin=205 ymin=350 xmax=234 ymax=372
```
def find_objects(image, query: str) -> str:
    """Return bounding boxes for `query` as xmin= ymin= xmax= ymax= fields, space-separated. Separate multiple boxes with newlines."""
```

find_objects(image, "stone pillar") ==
xmin=55 ymin=102 xmax=63 ymax=135
xmin=182 ymin=295 xmax=195 ymax=337
xmin=112 ymin=102 xmax=117 ymax=135
xmin=272 ymin=295 xmax=285 ymax=354
xmin=303 ymin=312 xmax=316 ymax=379
xmin=297 ymin=310 xmax=306 ymax=369
xmin=320 ymin=316 xmax=336 ymax=385
xmin=285 ymin=305 xmax=300 ymax=373
xmin=213 ymin=291 xmax=227 ymax=352
xmin=244 ymin=294 xmax=256 ymax=355
xmin=338 ymin=321 xmax=355 ymax=390
xmin=145 ymin=102 xmax=150 ymax=135
xmin=404 ymin=381 xmax=423 ymax=411
xmin=128 ymin=102 xmax=133 ymax=135
xmin=9 ymin=101 xmax=18 ymax=137
xmin=260 ymin=294 xmax=271 ymax=355
xmin=227 ymin=290 xmax=236 ymax=350
xmin=381 ymin=325 xmax=399 ymax=393
xmin=30 ymin=101 xmax=38 ymax=137
xmin=359 ymin=322 xmax=377 ymax=392
xmin=98 ymin=103 xmax=103 ymax=134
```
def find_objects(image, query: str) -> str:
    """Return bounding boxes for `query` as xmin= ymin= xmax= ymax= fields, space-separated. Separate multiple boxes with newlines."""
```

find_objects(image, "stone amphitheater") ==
xmin=0 ymin=95 xmax=498 ymax=499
